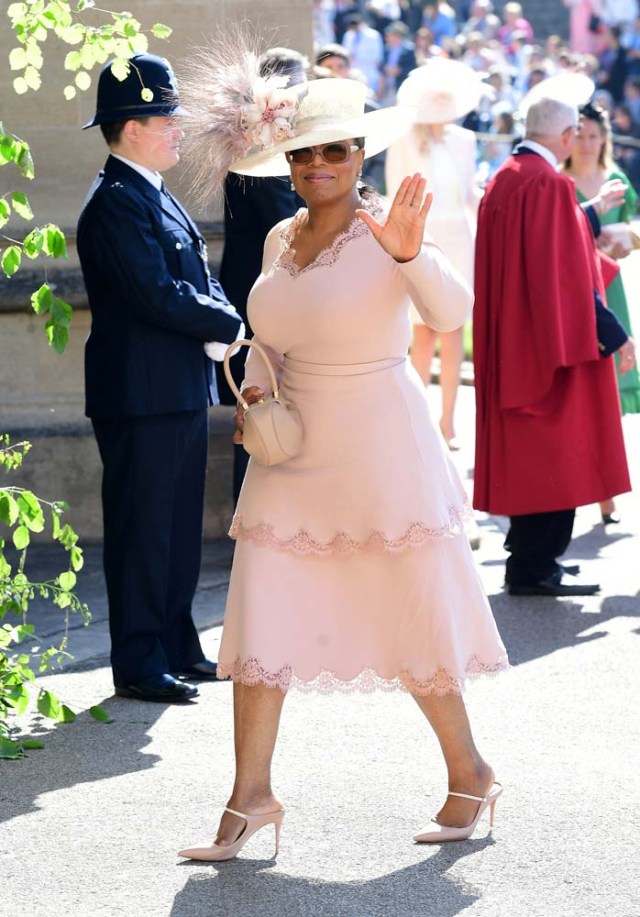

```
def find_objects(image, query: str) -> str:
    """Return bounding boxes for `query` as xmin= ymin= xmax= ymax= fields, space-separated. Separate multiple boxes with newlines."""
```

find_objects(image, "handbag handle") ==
xmin=223 ymin=338 xmax=280 ymax=410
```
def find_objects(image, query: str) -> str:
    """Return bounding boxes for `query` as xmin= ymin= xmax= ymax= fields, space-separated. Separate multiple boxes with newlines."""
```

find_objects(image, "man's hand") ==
xmin=617 ymin=337 xmax=636 ymax=375
xmin=233 ymin=386 xmax=264 ymax=444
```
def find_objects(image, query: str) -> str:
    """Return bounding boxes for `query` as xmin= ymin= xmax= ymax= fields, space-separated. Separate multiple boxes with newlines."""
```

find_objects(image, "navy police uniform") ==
xmin=77 ymin=55 xmax=243 ymax=695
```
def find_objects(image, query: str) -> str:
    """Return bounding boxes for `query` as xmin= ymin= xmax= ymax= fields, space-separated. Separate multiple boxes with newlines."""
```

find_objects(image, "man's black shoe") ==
xmin=508 ymin=575 xmax=600 ymax=597
xmin=115 ymin=673 xmax=199 ymax=702
xmin=174 ymin=659 xmax=224 ymax=681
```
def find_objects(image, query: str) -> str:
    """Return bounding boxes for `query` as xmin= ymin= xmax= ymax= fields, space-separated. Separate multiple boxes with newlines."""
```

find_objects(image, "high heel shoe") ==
xmin=413 ymin=783 xmax=502 ymax=843
xmin=177 ymin=806 xmax=285 ymax=861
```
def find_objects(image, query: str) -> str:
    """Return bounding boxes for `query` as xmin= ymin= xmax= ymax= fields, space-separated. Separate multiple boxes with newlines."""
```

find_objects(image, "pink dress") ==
xmin=217 ymin=198 xmax=508 ymax=695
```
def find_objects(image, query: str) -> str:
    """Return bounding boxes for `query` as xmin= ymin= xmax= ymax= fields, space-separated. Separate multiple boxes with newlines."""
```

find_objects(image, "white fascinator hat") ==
xmin=229 ymin=78 xmax=410 ymax=177
xmin=396 ymin=58 xmax=486 ymax=125
xmin=518 ymin=72 xmax=595 ymax=118
xmin=177 ymin=32 xmax=411 ymax=198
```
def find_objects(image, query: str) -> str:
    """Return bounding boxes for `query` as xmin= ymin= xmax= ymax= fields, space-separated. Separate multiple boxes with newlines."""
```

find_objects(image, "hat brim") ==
xmin=518 ymin=73 xmax=594 ymax=117
xmin=229 ymin=106 xmax=412 ymax=177
xmin=83 ymin=102 xmax=185 ymax=130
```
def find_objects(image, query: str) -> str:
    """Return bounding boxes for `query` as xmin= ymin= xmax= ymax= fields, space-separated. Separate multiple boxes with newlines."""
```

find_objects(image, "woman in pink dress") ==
xmin=177 ymin=68 xmax=507 ymax=860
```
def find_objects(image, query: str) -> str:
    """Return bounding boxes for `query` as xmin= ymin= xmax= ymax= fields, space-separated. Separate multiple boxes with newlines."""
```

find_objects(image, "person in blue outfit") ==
xmin=77 ymin=54 xmax=244 ymax=702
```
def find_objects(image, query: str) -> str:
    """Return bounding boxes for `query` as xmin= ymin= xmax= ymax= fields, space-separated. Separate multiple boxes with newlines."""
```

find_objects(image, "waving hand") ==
xmin=356 ymin=173 xmax=432 ymax=262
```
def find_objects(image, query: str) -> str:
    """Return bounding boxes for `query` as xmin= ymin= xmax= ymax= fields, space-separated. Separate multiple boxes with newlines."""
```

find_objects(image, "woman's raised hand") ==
xmin=356 ymin=173 xmax=432 ymax=262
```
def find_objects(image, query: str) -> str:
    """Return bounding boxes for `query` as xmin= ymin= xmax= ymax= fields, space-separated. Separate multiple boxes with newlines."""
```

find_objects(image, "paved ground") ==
xmin=3 ymin=257 xmax=640 ymax=917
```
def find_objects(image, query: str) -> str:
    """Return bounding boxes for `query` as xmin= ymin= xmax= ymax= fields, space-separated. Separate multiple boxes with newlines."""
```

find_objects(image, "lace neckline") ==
xmin=275 ymin=195 xmax=384 ymax=278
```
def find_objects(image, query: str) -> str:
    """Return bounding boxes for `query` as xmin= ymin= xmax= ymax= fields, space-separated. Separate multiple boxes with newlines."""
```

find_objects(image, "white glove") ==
xmin=205 ymin=322 xmax=246 ymax=361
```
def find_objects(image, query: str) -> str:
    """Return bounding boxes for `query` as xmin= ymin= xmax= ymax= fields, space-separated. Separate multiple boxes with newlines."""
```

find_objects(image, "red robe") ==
xmin=473 ymin=151 xmax=630 ymax=515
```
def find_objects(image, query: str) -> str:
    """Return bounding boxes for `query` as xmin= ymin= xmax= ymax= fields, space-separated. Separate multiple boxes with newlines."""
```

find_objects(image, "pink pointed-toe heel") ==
xmin=177 ymin=806 xmax=285 ymax=862
xmin=413 ymin=782 xmax=502 ymax=843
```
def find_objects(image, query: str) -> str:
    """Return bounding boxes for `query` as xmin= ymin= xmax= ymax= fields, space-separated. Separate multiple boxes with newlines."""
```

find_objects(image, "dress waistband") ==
xmin=284 ymin=355 xmax=406 ymax=377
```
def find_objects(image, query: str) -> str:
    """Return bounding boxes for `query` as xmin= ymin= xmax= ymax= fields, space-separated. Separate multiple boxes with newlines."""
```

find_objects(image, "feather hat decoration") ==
xmin=176 ymin=27 xmax=307 ymax=204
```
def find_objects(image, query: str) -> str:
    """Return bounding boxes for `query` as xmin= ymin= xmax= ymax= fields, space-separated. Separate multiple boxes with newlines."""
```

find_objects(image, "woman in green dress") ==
xmin=563 ymin=101 xmax=640 ymax=524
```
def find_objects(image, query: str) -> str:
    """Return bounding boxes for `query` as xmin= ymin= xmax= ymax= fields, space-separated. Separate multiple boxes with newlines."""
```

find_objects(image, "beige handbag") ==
xmin=223 ymin=339 xmax=303 ymax=466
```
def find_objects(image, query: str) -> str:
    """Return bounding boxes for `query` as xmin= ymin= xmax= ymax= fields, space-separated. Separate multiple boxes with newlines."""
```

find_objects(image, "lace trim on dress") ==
xmin=229 ymin=504 xmax=472 ymax=556
xmin=216 ymin=654 xmax=510 ymax=696
xmin=275 ymin=196 xmax=385 ymax=277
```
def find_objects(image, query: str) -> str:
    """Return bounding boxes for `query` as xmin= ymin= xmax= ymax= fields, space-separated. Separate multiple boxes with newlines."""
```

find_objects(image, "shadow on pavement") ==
xmin=0 ymin=694 xmax=168 ymax=824
xmin=171 ymin=837 xmax=495 ymax=917
xmin=489 ymin=592 xmax=640 ymax=668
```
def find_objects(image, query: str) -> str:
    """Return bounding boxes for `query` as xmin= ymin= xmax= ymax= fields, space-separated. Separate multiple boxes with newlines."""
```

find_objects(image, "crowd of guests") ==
xmin=311 ymin=0 xmax=640 ymax=190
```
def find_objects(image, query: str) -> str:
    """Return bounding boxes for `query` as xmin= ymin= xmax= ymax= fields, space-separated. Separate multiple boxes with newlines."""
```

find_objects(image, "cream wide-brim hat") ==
xmin=518 ymin=72 xmax=595 ymax=118
xmin=229 ymin=78 xmax=411 ymax=177
xmin=396 ymin=59 xmax=485 ymax=125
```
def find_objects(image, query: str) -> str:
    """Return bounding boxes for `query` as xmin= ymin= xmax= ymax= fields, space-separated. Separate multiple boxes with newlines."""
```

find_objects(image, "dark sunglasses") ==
xmin=286 ymin=142 xmax=360 ymax=165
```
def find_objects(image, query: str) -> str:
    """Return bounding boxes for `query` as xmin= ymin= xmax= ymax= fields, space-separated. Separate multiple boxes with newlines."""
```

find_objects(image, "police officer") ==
xmin=78 ymin=54 xmax=243 ymax=702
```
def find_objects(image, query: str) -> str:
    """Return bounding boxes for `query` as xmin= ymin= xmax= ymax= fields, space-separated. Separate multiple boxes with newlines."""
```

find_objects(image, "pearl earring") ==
xmin=290 ymin=181 xmax=295 ymax=191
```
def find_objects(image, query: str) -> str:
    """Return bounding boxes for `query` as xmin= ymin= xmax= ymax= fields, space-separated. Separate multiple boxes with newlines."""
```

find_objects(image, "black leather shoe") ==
xmin=508 ymin=575 xmax=600 ymax=597
xmin=115 ymin=673 xmax=199 ymax=702
xmin=561 ymin=564 xmax=581 ymax=575
xmin=174 ymin=659 xmax=224 ymax=681
xmin=601 ymin=511 xmax=621 ymax=525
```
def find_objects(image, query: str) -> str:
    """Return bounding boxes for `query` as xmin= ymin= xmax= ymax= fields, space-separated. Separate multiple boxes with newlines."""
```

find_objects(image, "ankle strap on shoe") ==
xmin=225 ymin=806 xmax=248 ymax=819
xmin=448 ymin=791 xmax=485 ymax=802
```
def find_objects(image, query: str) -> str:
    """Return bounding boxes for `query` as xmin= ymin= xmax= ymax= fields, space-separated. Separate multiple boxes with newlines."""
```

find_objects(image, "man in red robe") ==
xmin=474 ymin=95 xmax=635 ymax=596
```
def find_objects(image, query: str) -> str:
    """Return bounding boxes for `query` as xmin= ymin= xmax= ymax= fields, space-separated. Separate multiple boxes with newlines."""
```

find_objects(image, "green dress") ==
xmin=577 ymin=168 xmax=640 ymax=414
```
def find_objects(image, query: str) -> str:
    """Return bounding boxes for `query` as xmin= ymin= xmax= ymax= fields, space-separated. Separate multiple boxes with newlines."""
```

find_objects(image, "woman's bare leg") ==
xmin=438 ymin=328 xmax=463 ymax=444
xmin=214 ymin=681 xmax=286 ymax=846
xmin=413 ymin=691 xmax=495 ymax=827
xmin=410 ymin=324 xmax=438 ymax=387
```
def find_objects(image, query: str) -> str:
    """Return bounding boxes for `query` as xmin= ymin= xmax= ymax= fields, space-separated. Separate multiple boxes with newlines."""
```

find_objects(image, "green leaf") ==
xmin=31 ymin=283 xmax=54 ymax=315
xmin=23 ymin=229 xmax=45 ymax=259
xmin=7 ymin=5 xmax=29 ymax=21
xmin=77 ymin=0 xmax=95 ymax=10
xmin=64 ymin=50 xmax=82 ymax=71
xmin=17 ymin=490 xmax=45 ymax=532
xmin=46 ymin=320 xmax=69 ymax=354
xmin=63 ymin=85 xmax=76 ymax=101
xmin=43 ymin=225 xmax=67 ymax=259
xmin=26 ymin=42 xmax=44 ymax=70
xmin=70 ymin=546 xmax=84 ymax=571
xmin=16 ymin=145 xmax=34 ymax=180
xmin=0 ymin=736 xmax=23 ymax=759
xmin=110 ymin=57 xmax=130 ymax=82
xmin=51 ymin=296 xmax=72 ymax=328
xmin=1 ymin=245 xmax=22 ymax=277
xmin=151 ymin=23 xmax=173 ymax=39
xmin=58 ymin=704 xmax=76 ymax=723
xmin=0 ymin=492 xmax=20 ymax=525
xmin=74 ymin=71 xmax=91 ymax=91
xmin=37 ymin=689 xmax=61 ymax=720
xmin=89 ymin=705 xmax=112 ymax=723
xmin=80 ymin=43 xmax=97 ymax=70
xmin=57 ymin=570 xmax=76 ymax=591
xmin=23 ymin=66 xmax=42 ymax=91
xmin=13 ymin=77 xmax=29 ymax=95
xmin=6 ymin=681 xmax=29 ymax=715
xmin=12 ymin=525 xmax=30 ymax=550
xmin=58 ymin=523 xmax=78 ymax=549
xmin=11 ymin=192 xmax=33 ymax=220
xmin=20 ymin=739 xmax=45 ymax=750
xmin=9 ymin=47 xmax=28 ymax=71
xmin=0 ymin=199 xmax=10 ymax=229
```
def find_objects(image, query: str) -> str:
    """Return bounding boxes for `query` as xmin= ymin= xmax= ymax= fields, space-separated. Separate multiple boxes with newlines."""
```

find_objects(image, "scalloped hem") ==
xmin=216 ymin=655 xmax=510 ymax=696
xmin=229 ymin=504 xmax=473 ymax=556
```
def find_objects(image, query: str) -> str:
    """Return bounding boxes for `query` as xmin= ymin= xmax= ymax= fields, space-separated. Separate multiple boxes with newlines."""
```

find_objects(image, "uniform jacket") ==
xmin=473 ymin=150 xmax=630 ymax=515
xmin=78 ymin=155 xmax=242 ymax=418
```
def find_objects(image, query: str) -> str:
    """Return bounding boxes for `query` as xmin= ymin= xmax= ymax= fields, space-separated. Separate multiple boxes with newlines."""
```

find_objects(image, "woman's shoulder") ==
xmin=265 ymin=209 xmax=305 ymax=245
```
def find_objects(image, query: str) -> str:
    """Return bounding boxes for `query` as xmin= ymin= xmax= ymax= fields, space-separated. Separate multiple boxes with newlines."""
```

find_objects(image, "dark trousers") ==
xmin=92 ymin=410 xmax=208 ymax=685
xmin=504 ymin=509 xmax=576 ymax=586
